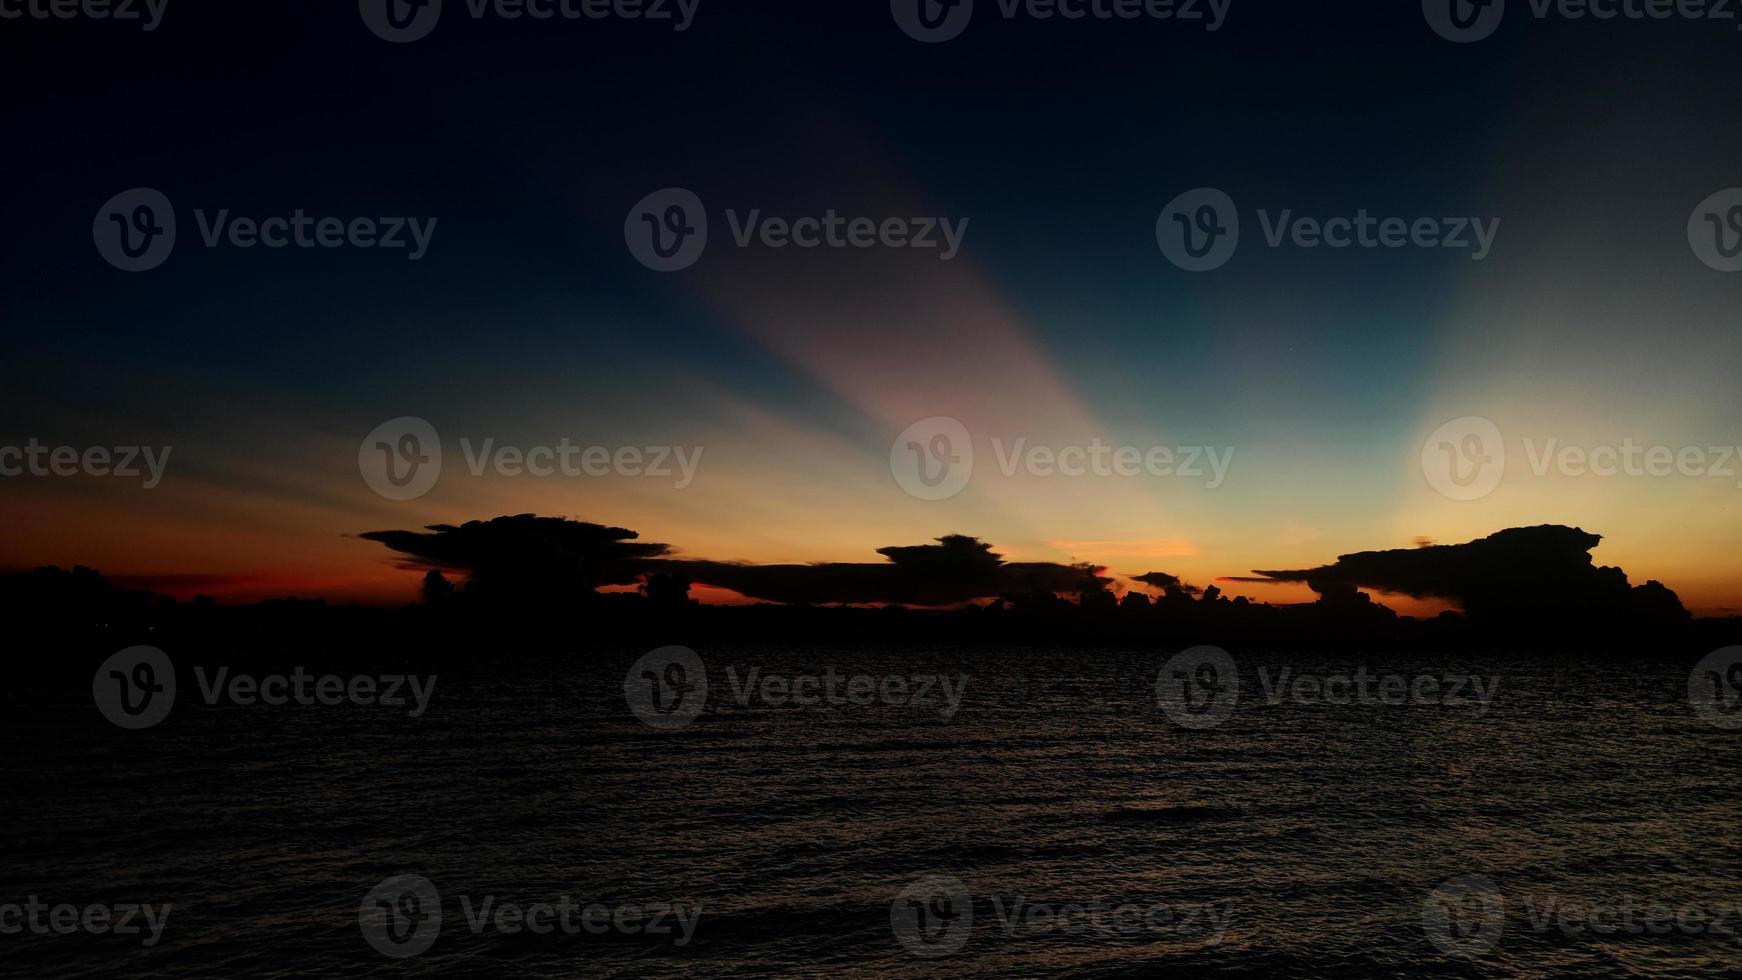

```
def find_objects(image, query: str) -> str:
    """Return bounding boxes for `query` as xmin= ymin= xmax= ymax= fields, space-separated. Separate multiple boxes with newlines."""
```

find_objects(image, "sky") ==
xmin=3 ymin=1 xmax=1742 ymax=613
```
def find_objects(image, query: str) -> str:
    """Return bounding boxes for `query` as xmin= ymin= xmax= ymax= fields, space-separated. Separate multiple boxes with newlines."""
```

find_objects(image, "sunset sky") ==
xmin=4 ymin=4 xmax=1741 ymax=614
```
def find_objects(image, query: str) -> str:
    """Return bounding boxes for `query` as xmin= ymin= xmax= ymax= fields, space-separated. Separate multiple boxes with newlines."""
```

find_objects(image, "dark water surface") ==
xmin=5 ymin=646 xmax=1740 ymax=978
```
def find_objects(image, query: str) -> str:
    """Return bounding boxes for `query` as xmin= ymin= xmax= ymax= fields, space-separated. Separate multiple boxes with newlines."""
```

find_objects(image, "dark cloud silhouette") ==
xmin=660 ymin=533 xmax=1109 ymax=606
xmin=7 ymin=523 xmax=1723 ymax=651
xmin=1132 ymin=571 xmax=1202 ymax=596
xmin=357 ymin=514 xmax=674 ymax=600
xmin=353 ymin=517 xmax=1691 ymax=632
xmin=358 ymin=518 xmax=1107 ymax=607
xmin=1246 ymin=525 xmax=1688 ymax=630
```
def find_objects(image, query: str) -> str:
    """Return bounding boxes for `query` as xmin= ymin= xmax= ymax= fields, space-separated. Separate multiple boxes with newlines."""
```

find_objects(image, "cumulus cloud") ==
xmin=358 ymin=514 xmax=674 ymax=597
xmin=1245 ymin=525 xmax=1687 ymax=628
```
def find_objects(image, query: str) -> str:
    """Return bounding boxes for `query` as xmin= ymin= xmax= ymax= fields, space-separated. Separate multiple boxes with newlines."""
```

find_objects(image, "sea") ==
xmin=4 ymin=644 xmax=1740 ymax=978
